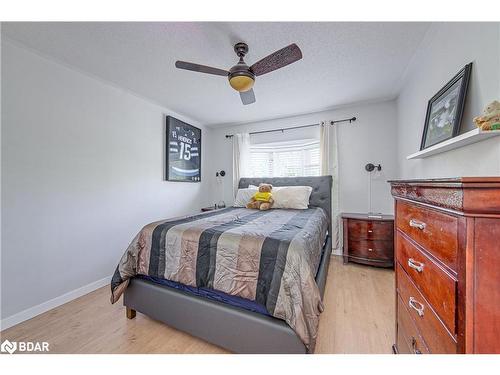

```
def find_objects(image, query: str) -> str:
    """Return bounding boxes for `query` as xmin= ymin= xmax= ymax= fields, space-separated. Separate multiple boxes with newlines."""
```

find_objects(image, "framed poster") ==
xmin=165 ymin=116 xmax=201 ymax=182
xmin=420 ymin=63 xmax=472 ymax=150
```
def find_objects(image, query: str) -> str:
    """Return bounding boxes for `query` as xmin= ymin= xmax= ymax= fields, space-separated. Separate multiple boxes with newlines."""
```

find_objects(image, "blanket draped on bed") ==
xmin=110 ymin=207 xmax=328 ymax=351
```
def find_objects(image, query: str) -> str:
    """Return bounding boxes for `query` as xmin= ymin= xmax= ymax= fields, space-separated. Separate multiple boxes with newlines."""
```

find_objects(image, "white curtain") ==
xmin=232 ymin=133 xmax=251 ymax=195
xmin=320 ymin=122 xmax=341 ymax=252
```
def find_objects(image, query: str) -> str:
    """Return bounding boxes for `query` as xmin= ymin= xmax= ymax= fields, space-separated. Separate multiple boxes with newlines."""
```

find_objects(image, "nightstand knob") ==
xmin=368 ymin=229 xmax=373 ymax=233
xmin=368 ymin=248 xmax=373 ymax=252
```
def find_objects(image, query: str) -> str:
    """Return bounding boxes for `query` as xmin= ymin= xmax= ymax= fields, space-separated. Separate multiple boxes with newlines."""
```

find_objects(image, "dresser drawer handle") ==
xmin=368 ymin=229 xmax=373 ymax=233
xmin=409 ymin=297 xmax=425 ymax=317
xmin=368 ymin=248 xmax=374 ymax=252
xmin=409 ymin=219 xmax=426 ymax=230
xmin=408 ymin=258 xmax=424 ymax=272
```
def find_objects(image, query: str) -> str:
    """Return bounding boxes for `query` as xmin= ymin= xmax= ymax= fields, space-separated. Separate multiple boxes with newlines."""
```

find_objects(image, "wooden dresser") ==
xmin=390 ymin=177 xmax=500 ymax=354
xmin=342 ymin=213 xmax=394 ymax=268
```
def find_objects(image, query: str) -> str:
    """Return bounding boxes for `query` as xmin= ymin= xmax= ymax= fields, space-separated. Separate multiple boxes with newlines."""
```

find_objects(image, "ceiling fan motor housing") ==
xmin=234 ymin=42 xmax=249 ymax=57
xmin=228 ymin=65 xmax=255 ymax=92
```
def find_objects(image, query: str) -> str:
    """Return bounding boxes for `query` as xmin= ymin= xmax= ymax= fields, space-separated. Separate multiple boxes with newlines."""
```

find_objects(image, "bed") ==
xmin=112 ymin=176 xmax=333 ymax=353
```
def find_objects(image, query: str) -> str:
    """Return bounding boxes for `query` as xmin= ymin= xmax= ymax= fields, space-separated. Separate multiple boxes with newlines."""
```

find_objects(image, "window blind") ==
xmin=249 ymin=139 xmax=320 ymax=177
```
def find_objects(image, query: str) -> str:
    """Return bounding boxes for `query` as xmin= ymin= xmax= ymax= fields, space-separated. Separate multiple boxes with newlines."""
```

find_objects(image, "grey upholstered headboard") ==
xmin=238 ymin=176 xmax=333 ymax=236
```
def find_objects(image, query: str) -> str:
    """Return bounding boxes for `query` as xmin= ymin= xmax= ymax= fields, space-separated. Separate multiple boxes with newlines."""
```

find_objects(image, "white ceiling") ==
xmin=2 ymin=22 xmax=430 ymax=127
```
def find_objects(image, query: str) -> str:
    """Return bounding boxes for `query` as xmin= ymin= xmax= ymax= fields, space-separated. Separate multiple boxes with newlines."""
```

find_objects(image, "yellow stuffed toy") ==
xmin=473 ymin=100 xmax=500 ymax=131
xmin=246 ymin=183 xmax=274 ymax=210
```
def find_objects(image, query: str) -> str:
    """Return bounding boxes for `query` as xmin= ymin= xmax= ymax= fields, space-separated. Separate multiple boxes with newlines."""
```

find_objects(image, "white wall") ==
xmin=397 ymin=22 xmax=500 ymax=178
xmin=209 ymin=100 xmax=398 ymax=216
xmin=0 ymin=40 xmax=215 ymax=323
xmin=7 ymin=21 xmax=496 ymax=328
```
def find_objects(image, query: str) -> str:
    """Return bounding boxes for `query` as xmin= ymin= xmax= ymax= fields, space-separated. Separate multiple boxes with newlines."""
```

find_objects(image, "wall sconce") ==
xmin=365 ymin=163 xmax=382 ymax=215
xmin=215 ymin=170 xmax=226 ymax=177
xmin=215 ymin=170 xmax=226 ymax=208
xmin=365 ymin=163 xmax=382 ymax=172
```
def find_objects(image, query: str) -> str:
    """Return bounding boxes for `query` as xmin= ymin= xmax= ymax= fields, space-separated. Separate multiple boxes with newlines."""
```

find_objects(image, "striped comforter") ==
xmin=110 ymin=207 xmax=328 ymax=350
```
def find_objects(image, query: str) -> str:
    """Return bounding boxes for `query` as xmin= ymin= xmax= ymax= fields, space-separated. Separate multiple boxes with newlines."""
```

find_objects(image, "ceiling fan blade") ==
xmin=240 ymin=89 xmax=256 ymax=105
xmin=175 ymin=61 xmax=229 ymax=76
xmin=250 ymin=43 xmax=303 ymax=76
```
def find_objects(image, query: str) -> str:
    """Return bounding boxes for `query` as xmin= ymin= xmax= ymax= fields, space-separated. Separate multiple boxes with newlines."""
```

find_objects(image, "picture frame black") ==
xmin=420 ymin=63 xmax=472 ymax=150
xmin=165 ymin=116 xmax=202 ymax=182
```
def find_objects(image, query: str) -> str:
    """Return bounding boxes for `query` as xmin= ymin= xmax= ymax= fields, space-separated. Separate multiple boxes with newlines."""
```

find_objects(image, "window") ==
xmin=249 ymin=139 xmax=320 ymax=177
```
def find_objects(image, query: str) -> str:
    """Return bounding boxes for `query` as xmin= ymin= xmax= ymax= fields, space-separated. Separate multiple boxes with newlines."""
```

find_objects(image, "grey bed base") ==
xmin=123 ymin=176 xmax=333 ymax=354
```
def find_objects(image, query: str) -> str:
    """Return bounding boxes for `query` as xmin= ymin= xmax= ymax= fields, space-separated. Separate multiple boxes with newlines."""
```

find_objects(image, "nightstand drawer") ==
xmin=349 ymin=239 xmax=393 ymax=260
xmin=347 ymin=219 xmax=393 ymax=240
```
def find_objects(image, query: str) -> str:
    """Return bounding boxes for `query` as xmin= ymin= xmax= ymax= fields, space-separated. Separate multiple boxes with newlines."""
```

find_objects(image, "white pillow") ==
xmin=273 ymin=186 xmax=312 ymax=209
xmin=248 ymin=185 xmax=312 ymax=209
xmin=233 ymin=188 xmax=258 ymax=207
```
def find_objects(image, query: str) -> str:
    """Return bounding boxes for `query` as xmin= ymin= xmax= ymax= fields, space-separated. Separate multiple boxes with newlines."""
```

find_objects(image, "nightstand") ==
xmin=342 ymin=212 xmax=394 ymax=268
xmin=201 ymin=205 xmax=223 ymax=212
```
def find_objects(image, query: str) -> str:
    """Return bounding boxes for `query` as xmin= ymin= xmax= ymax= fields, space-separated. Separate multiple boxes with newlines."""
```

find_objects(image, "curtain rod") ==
xmin=225 ymin=116 xmax=356 ymax=139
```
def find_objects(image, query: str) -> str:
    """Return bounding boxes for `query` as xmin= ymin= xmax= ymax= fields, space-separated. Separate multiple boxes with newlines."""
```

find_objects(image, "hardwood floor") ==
xmin=0 ymin=256 xmax=394 ymax=354
xmin=316 ymin=257 xmax=395 ymax=354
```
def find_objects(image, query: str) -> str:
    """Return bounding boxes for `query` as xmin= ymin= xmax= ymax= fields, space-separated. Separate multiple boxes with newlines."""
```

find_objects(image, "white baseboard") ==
xmin=332 ymin=248 xmax=342 ymax=256
xmin=0 ymin=275 xmax=112 ymax=331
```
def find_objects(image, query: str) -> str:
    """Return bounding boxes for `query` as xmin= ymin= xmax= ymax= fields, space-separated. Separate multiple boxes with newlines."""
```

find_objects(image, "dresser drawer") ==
xmin=396 ymin=201 xmax=458 ymax=271
xmin=347 ymin=219 xmax=393 ymax=240
xmin=397 ymin=295 xmax=430 ymax=354
xmin=396 ymin=232 xmax=457 ymax=334
xmin=349 ymin=239 xmax=393 ymax=260
xmin=397 ymin=264 xmax=456 ymax=353
xmin=396 ymin=327 xmax=412 ymax=354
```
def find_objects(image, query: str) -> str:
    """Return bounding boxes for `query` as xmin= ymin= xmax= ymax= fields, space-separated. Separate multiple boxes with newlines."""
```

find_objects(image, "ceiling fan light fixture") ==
xmin=229 ymin=74 xmax=255 ymax=92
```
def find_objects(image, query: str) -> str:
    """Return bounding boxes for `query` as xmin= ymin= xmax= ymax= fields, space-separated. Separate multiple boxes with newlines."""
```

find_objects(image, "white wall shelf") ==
xmin=407 ymin=128 xmax=500 ymax=160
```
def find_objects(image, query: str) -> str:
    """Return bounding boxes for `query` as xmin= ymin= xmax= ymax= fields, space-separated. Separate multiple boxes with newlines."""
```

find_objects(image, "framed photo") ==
xmin=420 ymin=63 xmax=472 ymax=150
xmin=165 ymin=116 xmax=201 ymax=182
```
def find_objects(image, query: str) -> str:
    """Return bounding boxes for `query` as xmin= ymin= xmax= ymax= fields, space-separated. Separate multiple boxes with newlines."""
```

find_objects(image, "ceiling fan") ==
xmin=175 ymin=42 xmax=303 ymax=105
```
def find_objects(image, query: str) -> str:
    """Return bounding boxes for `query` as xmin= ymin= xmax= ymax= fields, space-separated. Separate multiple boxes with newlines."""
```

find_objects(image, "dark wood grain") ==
xmin=396 ymin=326 xmax=411 ymax=354
xmin=397 ymin=264 xmax=457 ymax=354
xmin=343 ymin=255 xmax=394 ymax=268
xmin=463 ymin=187 xmax=500 ymax=215
xmin=341 ymin=212 xmax=394 ymax=221
xmin=342 ymin=214 xmax=394 ymax=268
xmin=397 ymin=295 xmax=430 ymax=354
xmin=396 ymin=200 xmax=458 ymax=271
xmin=396 ymin=231 xmax=457 ymax=334
xmin=472 ymin=218 xmax=500 ymax=353
xmin=342 ymin=218 xmax=349 ymax=265
xmin=348 ymin=239 xmax=393 ymax=260
xmin=390 ymin=177 xmax=500 ymax=354
xmin=347 ymin=219 xmax=394 ymax=241
xmin=456 ymin=216 xmax=468 ymax=354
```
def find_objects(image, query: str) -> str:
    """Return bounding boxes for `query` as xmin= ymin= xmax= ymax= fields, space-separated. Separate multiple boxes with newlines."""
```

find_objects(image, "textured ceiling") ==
xmin=2 ymin=22 xmax=430 ymax=127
